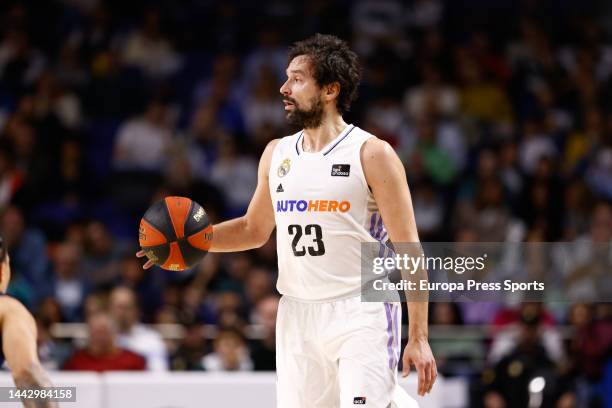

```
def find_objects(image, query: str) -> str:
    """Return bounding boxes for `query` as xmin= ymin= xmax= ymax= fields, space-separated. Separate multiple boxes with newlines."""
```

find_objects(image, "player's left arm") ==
xmin=361 ymin=138 xmax=437 ymax=396
xmin=0 ymin=296 xmax=58 ymax=407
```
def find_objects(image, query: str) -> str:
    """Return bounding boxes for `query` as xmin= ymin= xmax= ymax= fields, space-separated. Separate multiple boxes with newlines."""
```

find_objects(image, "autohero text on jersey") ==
xmin=276 ymin=199 xmax=351 ymax=213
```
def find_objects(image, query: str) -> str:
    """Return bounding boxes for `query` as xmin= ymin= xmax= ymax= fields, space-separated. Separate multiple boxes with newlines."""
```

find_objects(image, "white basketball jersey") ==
xmin=269 ymin=124 xmax=390 ymax=301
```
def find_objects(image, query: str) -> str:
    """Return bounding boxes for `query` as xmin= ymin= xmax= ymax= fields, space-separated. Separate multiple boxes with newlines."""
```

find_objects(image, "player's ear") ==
xmin=324 ymin=82 xmax=340 ymax=101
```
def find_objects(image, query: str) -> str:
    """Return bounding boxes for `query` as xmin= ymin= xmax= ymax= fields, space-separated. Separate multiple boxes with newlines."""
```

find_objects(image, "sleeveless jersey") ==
xmin=269 ymin=124 xmax=389 ymax=301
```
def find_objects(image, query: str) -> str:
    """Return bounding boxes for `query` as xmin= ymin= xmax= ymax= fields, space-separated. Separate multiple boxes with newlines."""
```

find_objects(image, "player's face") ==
xmin=280 ymin=55 xmax=324 ymax=128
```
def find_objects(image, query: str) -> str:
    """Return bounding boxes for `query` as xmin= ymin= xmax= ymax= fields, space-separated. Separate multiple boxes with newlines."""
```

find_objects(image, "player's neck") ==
xmin=302 ymin=115 xmax=348 ymax=153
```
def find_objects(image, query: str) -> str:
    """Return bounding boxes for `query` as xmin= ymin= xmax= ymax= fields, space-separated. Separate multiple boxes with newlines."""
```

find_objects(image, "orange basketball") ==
xmin=138 ymin=196 xmax=213 ymax=271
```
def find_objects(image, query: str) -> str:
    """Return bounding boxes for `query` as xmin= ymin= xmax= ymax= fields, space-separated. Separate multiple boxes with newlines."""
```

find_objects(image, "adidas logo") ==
xmin=276 ymin=184 xmax=284 ymax=193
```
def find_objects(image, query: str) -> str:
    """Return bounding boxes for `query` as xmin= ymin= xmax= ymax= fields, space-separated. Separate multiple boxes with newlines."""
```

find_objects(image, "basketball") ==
xmin=139 ymin=196 xmax=213 ymax=271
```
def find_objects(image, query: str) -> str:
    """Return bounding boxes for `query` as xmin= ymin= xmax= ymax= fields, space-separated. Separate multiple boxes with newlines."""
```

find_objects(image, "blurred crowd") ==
xmin=0 ymin=0 xmax=611 ymax=406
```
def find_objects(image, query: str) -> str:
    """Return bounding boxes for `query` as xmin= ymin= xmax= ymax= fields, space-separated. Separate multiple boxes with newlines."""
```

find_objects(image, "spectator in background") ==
xmin=50 ymin=242 xmax=88 ymax=322
xmin=2 ymin=116 xmax=52 ymax=209
xmin=73 ymin=4 xmax=116 ymax=63
xmin=411 ymin=181 xmax=444 ymax=240
xmin=455 ymin=178 xmax=518 ymax=242
xmin=81 ymin=221 xmax=122 ymax=289
xmin=498 ymin=141 xmax=523 ymax=208
xmin=482 ymin=309 xmax=568 ymax=408
xmin=403 ymin=63 xmax=459 ymax=121
xmin=429 ymin=302 xmax=485 ymax=377
xmin=519 ymin=156 xmax=564 ymax=240
xmin=37 ymin=317 xmax=72 ymax=371
xmin=108 ymin=286 xmax=168 ymax=371
xmin=242 ymin=66 xmax=286 ymax=136
xmin=488 ymin=303 xmax=564 ymax=366
xmin=563 ymin=107 xmax=602 ymax=176
xmin=202 ymin=328 xmax=253 ymax=371
xmin=456 ymin=55 xmax=512 ymax=125
xmin=518 ymin=119 xmax=558 ymax=176
xmin=55 ymin=42 xmax=89 ymax=91
xmin=0 ymin=205 xmax=49 ymax=300
xmin=409 ymin=114 xmax=458 ymax=185
xmin=193 ymin=53 xmax=242 ymax=113
xmin=0 ymin=144 xmax=23 ymax=210
xmin=363 ymin=94 xmax=404 ymax=146
xmin=244 ymin=267 xmax=274 ymax=311
xmin=27 ymin=137 xmax=90 ymax=239
xmin=191 ymin=54 xmax=245 ymax=137
xmin=241 ymin=29 xmax=287 ymax=90
xmin=36 ymin=297 xmax=64 ymax=326
xmin=170 ymin=323 xmax=207 ymax=371
xmin=563 ymin=202 xmax=612 ymax=301
xmin=184 ymin=101 xmax=225 ymax=179
xmin=0 ymin=28 xmax=45 ymax=95
xmin=63 ymin=312 xmax=146 ymax=372
xmin=566 ymin=303 xmax=612 ymax=385
xmin=250 ymin=295 xmax=278 ymax=371
xmin=351 ymin=0 xmax=407 ymax=57
xmin=408 ymin=0 xmax=443 ymax=30
xmin=457 ymin=148 xmax=498 ymax=201
xmin=50 ymin=137 xmax=89 ymax=202
xmin=115 ymin=254 xmax=162 ymax=323
xmin=561 ymin=180 xmax=593 ymax=240
xmin=112 ymin=96 xmax=174 ymax=172
xmin=585 ymin=139 xmax=612 ymax=200
xmin=83 ymin=293 xmax=106 ymax=321
xmin=120 ymin=7 xmax=181 ymax=79
xmin=213 ymin=291 xmax=247 ymax=330
xmin=210 ymin=134 xmax=257 ymax=216
xmin=32 ymin=71 xmax=82 ymax=131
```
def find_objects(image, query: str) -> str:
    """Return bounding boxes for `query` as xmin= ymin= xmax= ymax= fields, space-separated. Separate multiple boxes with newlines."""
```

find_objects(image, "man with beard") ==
xmin=139 ymin=34 xmax=435 ymax=407
xmin=0 ymin=238 xmax=58 ymax=408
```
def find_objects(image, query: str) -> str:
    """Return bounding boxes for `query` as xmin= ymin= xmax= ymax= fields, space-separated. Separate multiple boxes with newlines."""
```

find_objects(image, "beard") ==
xmin=285 ymin=96 xmax=324 ymax=129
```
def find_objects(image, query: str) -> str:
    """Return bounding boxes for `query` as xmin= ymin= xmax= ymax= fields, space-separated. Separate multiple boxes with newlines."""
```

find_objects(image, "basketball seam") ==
xmin=183 ymin=199 xmax=195 ymax=238
xmin=185 ymin=217 xmax=211 ymax=236
xmin=161 ymin=198 xmax=178 ymax=241
xmin=143 ymin=217 xmax=172 ymax=242
xmin=139 ymin=219 xmax=167 ymax=247
xmin=163 ymin=242 xmax=186 ymax=270
xmin=184 ymin=203 xmax=210 ymax=236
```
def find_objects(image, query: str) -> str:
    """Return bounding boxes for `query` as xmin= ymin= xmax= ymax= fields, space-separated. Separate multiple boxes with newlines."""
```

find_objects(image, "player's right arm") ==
xmin=0 ymin=296 xmax=58 ymax=408
xmin=138 ymin=139 xmax=279 ymax=267
xmin=207 ymin=139 xmax=279 ymax=252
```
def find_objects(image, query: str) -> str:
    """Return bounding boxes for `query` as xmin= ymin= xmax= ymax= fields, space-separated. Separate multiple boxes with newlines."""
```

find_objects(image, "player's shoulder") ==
xmin=259 ymin=132 xmax=301 ymax=173
xmin=261 ymin=130 xmax=303 ymax=162
xmin=264 ymin=129 xmax=302 ymax=152
xmin=276 ymin=129 xmax=304 ymax=150
xmin=0 ymin=295 xmax=31 ymax=322
xmin=0 ymin=295 xmax=28 ymax=312
xmin=359 ymin=133 xmax=396 ymax=163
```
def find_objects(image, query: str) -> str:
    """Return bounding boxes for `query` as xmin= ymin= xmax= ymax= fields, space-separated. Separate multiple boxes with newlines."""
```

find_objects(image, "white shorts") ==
xmin=276 ymin=295 xmax=402 ymax=408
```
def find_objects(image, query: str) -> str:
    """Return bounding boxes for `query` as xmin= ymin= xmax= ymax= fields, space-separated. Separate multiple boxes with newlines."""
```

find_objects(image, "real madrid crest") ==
xmin=278 ymin=158 xmax=291 ymax=177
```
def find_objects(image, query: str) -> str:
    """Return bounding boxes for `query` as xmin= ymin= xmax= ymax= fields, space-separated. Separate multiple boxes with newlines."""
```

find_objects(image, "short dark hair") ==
xmin=288 ymin=34 xmax=361 ymax=115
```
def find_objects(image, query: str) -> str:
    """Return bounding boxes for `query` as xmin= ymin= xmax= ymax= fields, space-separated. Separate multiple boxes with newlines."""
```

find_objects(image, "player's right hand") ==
xmin=136 ymin=250 xmax=155 ymax=269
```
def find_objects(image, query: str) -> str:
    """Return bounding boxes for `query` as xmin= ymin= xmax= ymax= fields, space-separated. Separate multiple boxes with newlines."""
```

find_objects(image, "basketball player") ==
xmin=140 ymin=34 xmax=436 ymax=407
xmin=0 ymin=240 xmax=58 ymax=407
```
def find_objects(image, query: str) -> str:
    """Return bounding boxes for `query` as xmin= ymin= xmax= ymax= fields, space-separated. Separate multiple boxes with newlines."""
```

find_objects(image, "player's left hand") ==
xmin=402 ymin=338 xmax=437 ymax=396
